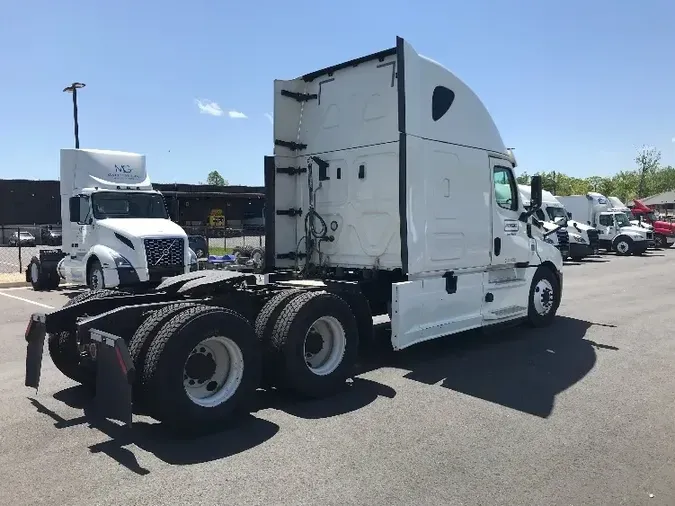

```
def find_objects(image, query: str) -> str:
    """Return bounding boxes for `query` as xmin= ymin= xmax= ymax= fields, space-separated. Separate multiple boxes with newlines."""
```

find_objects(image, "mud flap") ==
xmin=25 ymin=313 xmax=47 ymax=390
xmin=90 ymin=329 xmax=136 ymax=426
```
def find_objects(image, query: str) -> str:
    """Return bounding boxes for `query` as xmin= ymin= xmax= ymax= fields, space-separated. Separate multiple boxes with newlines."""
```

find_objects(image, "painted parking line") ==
xmin=0 ymin=291 xmax=54 ymax=309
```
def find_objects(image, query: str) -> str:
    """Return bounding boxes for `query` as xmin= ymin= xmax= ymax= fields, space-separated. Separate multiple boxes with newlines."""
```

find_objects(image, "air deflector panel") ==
xmin=431 ymin=86 xmax=455 ymax=121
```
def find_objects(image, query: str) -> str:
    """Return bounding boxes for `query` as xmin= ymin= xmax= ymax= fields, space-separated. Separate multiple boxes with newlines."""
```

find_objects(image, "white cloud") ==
xmin=195 ymin=98 xmax=224 ymax=117
xmin=194 ymin=99 xmax=247 ymax=119
xmin=228 ymin=110 xmax=247 ymax=119
xmin=264 ymin=112 xmax=273 ymax=124
xmin=671 ymin=137 xmax=675 ymax=143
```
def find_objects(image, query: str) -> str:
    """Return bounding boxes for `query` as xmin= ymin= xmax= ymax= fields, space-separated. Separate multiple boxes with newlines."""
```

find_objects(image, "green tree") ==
xmin=206 ymin=170 xmax=228 ymax=186
xmin=635 ymin=146 xmax=661 ymax=198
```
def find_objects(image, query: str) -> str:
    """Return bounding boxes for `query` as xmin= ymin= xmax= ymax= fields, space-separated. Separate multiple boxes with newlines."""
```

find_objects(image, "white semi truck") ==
xmin=519 ymin=185 xmax=600 ymax=260
xmin=558 ymin=192 xmax=652 ymax=255
xmin=518 ymin=185 xmax=570 ymax=259
xmin=25 ymin=148 xmax=197 ymax=291
xmin=24 ymin=37 xmax=564 ymax=434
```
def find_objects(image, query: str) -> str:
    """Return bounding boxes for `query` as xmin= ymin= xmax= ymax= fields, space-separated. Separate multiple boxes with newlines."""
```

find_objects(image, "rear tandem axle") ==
xmin=24 ymin=270 xmax=374 ymax=435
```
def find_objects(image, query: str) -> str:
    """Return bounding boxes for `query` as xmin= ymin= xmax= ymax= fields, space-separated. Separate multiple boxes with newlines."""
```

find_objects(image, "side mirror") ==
xmin=567 ymin=212 xmax=572 ymax=219
xmin=530 ymin=175 xmax=543 ymax=210
xmin=69 ymin=197 xmax=81 ymax=223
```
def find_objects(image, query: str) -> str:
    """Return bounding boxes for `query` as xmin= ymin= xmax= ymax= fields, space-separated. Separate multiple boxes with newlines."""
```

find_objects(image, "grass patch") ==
xmin=207 ymin=246 xmax=234 ymax=257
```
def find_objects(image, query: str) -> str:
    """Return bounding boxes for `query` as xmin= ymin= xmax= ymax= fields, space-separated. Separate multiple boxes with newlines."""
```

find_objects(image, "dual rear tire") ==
xmin=137 ymin=304 xmax=262 ymax=434
xmin=28 ymin=256 xmax=60 ymax=291
xmin=256 ymin=290 xmax=359 ymax=398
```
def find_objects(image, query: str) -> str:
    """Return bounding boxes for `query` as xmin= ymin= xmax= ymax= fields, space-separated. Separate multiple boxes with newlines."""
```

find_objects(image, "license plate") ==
xmin=562 ymin=248 xmax=569 ymax=257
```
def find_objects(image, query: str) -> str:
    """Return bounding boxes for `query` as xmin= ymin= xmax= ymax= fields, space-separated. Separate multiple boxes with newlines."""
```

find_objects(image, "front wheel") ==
xmin=526 ymin=266 xmax=561 ymax=328
xmin=614 ymin=237 xmax=632 ymax=256
xmin=87 ymin=260 xmax=105 ymax=290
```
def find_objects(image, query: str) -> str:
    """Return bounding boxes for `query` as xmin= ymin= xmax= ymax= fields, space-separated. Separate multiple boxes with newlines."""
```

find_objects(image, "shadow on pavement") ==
xmin=578 ymin=257 xmax=610 ymax=263
xmin=30 ymin=389 xmax=279 ymax=475
xmin=31 ymin=315 xmax=617 ymax=472
xmin=368 ymin=315 xmax=617 ymax=418
xmin=254 ymin=377 xmax=396 ymax=419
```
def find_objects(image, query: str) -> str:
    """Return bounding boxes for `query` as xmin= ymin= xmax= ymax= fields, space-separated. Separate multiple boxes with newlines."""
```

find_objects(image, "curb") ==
xmin=0 ymin=282 xmax=78 ymax=290
xmin=0 ymin=281 xmax=30 ymax=289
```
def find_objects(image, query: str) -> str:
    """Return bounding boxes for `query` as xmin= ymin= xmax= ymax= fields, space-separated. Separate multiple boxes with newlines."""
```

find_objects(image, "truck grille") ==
xmin=587 ymin=229 xmax=600 ymax=249
xmin=556 ymin=228 xmax=569 ymax=248
xmin=144 ymin=238 xmax=185 ymax=267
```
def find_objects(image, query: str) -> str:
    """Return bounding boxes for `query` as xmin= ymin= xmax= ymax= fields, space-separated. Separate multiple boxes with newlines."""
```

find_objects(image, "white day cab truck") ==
xmin=25 ymin=149 xmax=198 ymax=291
xmin=558 ymin=192 xmax=652 ymax=256
xmin=518 ymin=185 xmax=571 ymax=259
xmin=23 ymin=37 xmax=564 ymax=435
xmin=520 ymin=185 xmax=601 ymax=260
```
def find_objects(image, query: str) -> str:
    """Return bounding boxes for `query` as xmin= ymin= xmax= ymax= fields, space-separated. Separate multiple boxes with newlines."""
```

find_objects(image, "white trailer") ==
xmin=558 ymin=192 xmax=652 ymax=255
xmin=25 ymin=149 xmax=197 ymax=291
xmin=24 ymin=37 xmax=565 ymax=434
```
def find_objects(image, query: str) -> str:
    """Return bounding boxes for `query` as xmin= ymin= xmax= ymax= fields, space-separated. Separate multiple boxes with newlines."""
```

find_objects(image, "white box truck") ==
xmin=558 ymin=192 xmax=651 ymax=255
xmin=25 ymin=149 xmax=197 ymax=291
xmin=24 ymin=37 xmax=565 ymax=434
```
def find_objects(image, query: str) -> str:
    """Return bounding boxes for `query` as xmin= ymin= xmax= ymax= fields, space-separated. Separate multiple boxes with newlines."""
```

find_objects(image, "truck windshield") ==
xmin=92 ymin=192 xmax=168 ymax=219
xmin=614 ymin=214 xmax=631 ymax=228
xmin=546 ymin=207 xmax=567 ymax=221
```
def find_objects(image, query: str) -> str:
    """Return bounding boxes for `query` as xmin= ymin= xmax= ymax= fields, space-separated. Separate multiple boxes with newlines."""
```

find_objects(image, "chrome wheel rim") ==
xmin=533 ymin=279 xmax=555 ymax=316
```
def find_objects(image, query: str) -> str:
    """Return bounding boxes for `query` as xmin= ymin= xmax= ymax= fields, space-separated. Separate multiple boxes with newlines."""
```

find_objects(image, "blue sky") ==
xmin=1 ymin=0 xmax=673 ymax=186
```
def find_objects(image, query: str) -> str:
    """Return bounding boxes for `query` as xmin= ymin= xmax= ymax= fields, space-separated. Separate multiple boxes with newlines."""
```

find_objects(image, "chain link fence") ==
xmin=0 ymin=223 xmax=267 ymax=277
xmin=0 ymin=225 xmax=62 ymax=277
xmin=182 ymin=225 xmax=265 ymax=258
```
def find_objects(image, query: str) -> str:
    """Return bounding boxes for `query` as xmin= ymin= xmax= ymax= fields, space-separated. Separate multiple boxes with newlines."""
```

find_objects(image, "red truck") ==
xmin=630 ymin=199 xmax=675 ymax=248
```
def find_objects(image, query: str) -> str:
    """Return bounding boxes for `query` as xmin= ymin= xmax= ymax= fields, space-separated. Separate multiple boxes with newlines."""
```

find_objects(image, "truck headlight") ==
xmin=630 ymin=234 xmax=643 ymax=240
xmin=571 ymin=235 xmax=587 ymax=244
xmin=112 ymin=254 xmax=133 ymax=268
xmin=545 ymin=238 xmax=555 ymax=244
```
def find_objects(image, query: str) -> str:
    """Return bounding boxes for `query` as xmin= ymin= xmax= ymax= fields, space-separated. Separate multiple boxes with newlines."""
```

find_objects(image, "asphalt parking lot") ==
xmin=1 ymin=251 xmax=674 ymax=506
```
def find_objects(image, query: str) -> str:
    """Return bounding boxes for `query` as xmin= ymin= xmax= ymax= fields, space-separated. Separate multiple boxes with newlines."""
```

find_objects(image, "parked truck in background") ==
xmin=519 ymin=185 xmax=600 ymax=261
xmin=611 ymin=197 xmax=675 ymax=249
xmin=25 ymin=148 xmax=198 ymax=291
xmin=24 ymin=37 xmax=564 ymax=434
xmin=518 ymin=185 xmax=570 ymax=259
xmin=607 ymin=196 xmax=655 ymax=248
xmin=558 ymin=192 xmax=651 ymax=255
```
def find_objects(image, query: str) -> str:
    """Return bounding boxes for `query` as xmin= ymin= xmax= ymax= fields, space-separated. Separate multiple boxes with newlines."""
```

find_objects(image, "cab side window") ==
xmin=493 ymin=166 xmax=518 ymax=211
xmin=599 ymin=215 xmax=612 ymax=227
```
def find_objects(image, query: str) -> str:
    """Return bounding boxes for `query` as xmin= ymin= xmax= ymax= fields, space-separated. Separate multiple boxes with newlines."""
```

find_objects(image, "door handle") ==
xmin=494 ymin=237 xmax=502 ymax=256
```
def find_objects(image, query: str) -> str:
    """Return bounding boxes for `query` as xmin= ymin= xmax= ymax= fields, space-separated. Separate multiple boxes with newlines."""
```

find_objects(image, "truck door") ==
xmin=67 ymin=195 xmax=91 ymax=283
xmin=490 ymin=158 xmax=530 ymax=266
xmin=596 ymin=213 xmax=616 ymax=243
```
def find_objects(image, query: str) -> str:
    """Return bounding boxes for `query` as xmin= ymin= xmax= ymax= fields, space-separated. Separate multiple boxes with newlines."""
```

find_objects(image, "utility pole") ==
xmin=63 ymin=82 xmax=86 ymax=148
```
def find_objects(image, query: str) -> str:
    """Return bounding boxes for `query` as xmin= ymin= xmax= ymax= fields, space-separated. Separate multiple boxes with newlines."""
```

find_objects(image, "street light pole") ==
xmin=63 ymin=82 xmax=86 ymax=149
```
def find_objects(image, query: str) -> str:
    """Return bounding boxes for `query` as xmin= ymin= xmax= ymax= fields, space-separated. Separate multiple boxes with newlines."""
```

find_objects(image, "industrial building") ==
xmin=0 ymin=179 xmax=265 ymax=244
